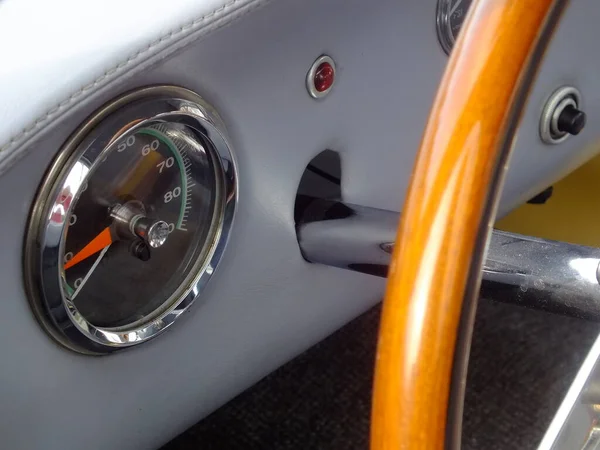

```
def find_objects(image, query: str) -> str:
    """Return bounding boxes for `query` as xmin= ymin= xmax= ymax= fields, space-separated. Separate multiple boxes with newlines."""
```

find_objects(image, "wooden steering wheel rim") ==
xmin=371 ymin=1 xmax=566 ymax=449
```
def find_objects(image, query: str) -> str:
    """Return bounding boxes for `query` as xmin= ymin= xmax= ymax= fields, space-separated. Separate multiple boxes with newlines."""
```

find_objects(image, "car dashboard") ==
xmin=0 ymin=0 xmax=599 ymax=448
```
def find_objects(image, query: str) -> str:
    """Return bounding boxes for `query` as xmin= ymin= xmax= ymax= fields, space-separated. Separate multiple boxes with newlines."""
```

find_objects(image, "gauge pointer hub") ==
xmin=131 ymin=217 xmax=169 ymax=248
xmin=111 ymin=201 xmax=170 ymax=249
xmin=64 ymin=202 xmax=169 ymax=270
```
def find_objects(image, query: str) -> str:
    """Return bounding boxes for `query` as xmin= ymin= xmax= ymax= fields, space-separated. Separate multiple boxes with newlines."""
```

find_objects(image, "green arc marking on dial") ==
xmin=137 ymin=128 xmax=188 ymax=229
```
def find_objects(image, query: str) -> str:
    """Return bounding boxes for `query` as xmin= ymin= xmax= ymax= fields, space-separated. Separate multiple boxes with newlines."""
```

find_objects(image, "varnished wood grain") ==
xmin=371 ymin=1 xmax=560 ymax=449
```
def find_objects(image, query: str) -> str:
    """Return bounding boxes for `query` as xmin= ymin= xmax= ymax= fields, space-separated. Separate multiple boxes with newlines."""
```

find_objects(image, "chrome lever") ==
xmin=296 ymin=197 xmax=600 ymax=321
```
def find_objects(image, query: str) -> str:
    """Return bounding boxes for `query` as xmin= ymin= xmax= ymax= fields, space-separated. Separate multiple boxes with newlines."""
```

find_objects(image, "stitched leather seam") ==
xmin=0 ymin=0 xmax=262 ymax=159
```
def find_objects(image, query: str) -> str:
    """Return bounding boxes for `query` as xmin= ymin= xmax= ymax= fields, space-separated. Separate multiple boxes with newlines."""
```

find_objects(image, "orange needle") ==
xmin=64 ymin=227 xmax=113 ymax=270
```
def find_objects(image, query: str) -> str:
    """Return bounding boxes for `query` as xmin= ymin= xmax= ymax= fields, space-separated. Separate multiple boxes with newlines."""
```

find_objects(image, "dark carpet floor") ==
xmin=163 ymin=300 xmax=600 ymax=449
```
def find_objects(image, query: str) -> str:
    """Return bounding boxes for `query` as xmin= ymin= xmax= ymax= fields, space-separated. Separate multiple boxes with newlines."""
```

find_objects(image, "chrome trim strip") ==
xmin=538 ymin=333 xmax=600 ymax=449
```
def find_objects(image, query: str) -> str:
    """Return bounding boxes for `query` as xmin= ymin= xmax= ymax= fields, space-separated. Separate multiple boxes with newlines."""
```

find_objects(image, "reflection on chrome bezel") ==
xmin=23 ymin=86 xmax=237 ymax=355
xmin=436 ymin=0 xmax=457 ymax=55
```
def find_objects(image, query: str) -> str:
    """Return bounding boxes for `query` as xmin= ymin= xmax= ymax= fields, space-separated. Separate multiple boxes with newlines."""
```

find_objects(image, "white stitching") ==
xmin=0 ymin=0 xmax=257 ymax=156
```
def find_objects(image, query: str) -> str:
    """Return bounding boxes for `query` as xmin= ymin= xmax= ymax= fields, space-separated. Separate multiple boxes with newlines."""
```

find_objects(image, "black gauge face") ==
xmin=62 ymin=124 xmax=218 ymax=328
xmin=437 ymin=0 xmax=473 ymax=54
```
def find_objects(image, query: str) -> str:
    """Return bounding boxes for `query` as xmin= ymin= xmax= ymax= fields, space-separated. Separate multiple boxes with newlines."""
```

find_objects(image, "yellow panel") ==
xmin=496 ymin=156 xmax=600 ymax=247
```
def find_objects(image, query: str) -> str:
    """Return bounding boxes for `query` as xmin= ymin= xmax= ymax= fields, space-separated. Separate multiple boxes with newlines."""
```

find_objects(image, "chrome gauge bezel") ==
xmin=436 ymin=0 xmax=469 ymax=55
xmin=23 ymin=86 xmax=237 ymax=355
xmin=436 ymin=0 xmax=454 ymax=54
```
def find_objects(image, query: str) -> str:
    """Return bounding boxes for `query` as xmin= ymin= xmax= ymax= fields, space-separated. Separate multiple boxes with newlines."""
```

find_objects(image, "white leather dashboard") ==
xmin=1 ymin=0 xmax=600 ymax=448
xmin=0 ymin=0 xmax=270 ymax=173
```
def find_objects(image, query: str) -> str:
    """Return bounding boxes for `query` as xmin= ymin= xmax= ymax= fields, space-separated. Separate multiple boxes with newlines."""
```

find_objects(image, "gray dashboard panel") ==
xmin=339 ymin=0 xmax=600 ymax=217
xmin=0 ymin=0 xmax=598 ymax=449
xmin=496 ymin=0 xmax=600 ymax=216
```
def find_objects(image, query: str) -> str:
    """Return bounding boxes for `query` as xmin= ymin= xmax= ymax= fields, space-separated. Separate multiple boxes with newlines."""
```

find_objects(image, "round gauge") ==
xmin=24 ymin=86 xmax=237 ymax=354
xmin=436 ymin=0 xmax=473 ymax=54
